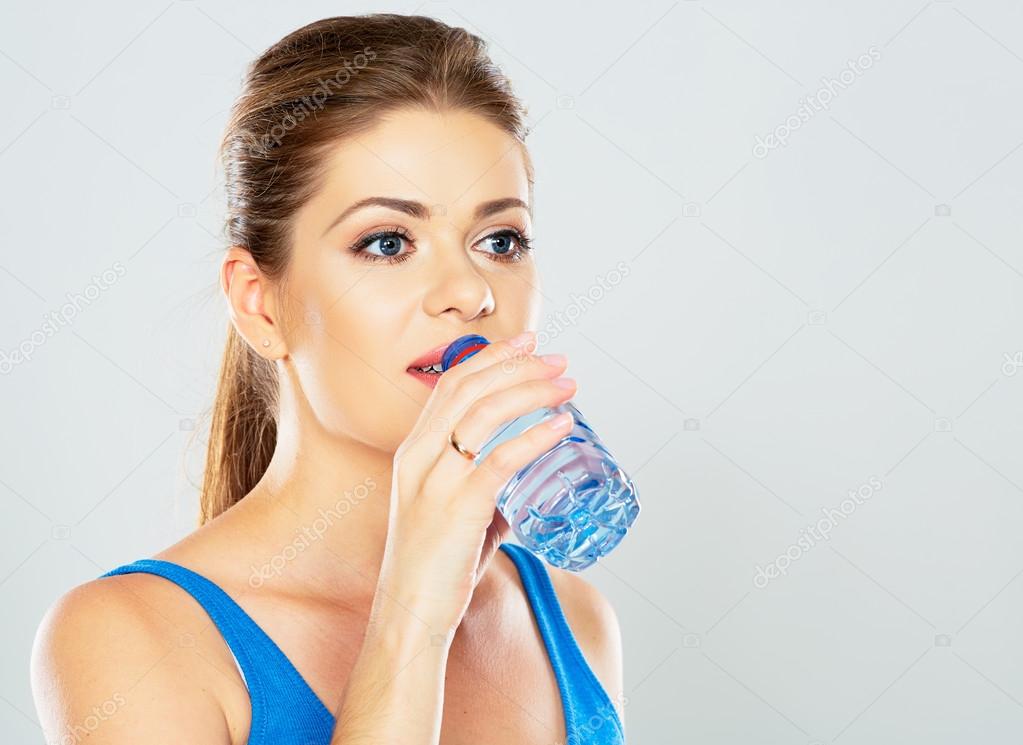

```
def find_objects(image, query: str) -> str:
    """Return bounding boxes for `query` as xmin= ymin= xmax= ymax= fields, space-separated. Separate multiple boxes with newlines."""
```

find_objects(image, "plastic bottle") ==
xmin=441 ymin=334 xmax=640 ymax=571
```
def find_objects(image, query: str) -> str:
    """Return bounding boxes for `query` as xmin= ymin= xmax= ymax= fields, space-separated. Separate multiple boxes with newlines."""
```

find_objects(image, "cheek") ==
xmin=292 ymin=330 xmax=421 ymax=450
xmin=497 ymin=264 xmax=543 ymax=327
xmin=286 ymin=271 xmax=424 ymax=449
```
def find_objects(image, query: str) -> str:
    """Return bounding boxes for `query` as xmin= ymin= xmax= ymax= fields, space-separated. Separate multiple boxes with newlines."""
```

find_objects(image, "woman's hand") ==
xmin=374 ymin=331 xmax=576 ymax=640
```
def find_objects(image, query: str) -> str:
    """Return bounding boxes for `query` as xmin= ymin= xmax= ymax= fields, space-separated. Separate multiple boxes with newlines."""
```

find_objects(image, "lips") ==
xmin=407 ymin=341 xmax=456 ymax=371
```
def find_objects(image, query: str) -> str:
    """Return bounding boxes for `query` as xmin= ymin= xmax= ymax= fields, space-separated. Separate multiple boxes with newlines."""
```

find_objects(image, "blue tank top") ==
xmin=99 ymin=542 xmax=625 ymax=744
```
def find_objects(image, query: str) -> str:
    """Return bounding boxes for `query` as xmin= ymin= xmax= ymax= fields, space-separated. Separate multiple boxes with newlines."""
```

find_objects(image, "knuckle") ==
xmin=390 ymin=440 xmax=415 ymax=468
xmin=498 ymin=341 xmax=531 ymax=366
xmin=486 ymin=446 xmax=517 ymax=475
xmin=465 ymin=396 xmax=497 ymax=423
xmin=498 ymin=338 xmax=523 ymax=354
xmin=510 ymin=353 xmax=534 ymax=371
xmin=451 ymin=364 xmax=483 ymax=391
xmin=427 ymin=415 xmax=450 ymax=433
xmin=436 ymin=367 xmax=462 ymax=392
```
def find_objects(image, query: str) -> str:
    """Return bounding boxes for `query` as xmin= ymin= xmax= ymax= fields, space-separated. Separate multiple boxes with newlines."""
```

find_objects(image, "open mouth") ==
xmin=406 ymin=364 xmax=443 ymax=388
xmin=406 ymin=341 xmax=450 ymax=374
xmin=406 ymin=342 xmax=450 ymax=388
xmin=408 ymin=363 xmax=444 ymax=375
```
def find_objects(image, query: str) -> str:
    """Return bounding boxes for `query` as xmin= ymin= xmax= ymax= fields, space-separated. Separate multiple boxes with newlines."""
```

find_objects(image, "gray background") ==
xmin=2 ymin=1 xmax=1022 ymax=743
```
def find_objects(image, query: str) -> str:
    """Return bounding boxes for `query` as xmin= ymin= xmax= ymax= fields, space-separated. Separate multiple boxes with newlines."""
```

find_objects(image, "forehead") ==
xmin=315 ymin=107 xmax=530 ymax=213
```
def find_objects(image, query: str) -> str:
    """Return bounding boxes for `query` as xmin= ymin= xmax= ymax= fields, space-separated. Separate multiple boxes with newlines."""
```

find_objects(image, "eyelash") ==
xmin=347 ymin=226 xmax=534 ymax=265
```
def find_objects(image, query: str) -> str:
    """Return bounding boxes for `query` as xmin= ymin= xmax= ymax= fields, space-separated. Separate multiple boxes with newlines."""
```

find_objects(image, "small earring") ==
xmin=262 ymin=339 xmax=271 ymax=348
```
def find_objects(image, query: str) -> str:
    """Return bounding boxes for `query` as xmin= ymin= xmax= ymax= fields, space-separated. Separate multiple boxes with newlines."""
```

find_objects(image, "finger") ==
xmin=403 ymin=335 xmax=566 ymax=472
xmin=426 ymin=376 xmax=577 ymax=488
xmin=462 ymin=410 xmax=575 ymax=510
xmin=452 ymin=377 xmax=576 ymax=455
xmin=439 ymin=331 xmax=540 ymax=383
xmin=395 ymin=333 xmax=538 ymax=488
xmin=417 ymin=353 xmax=567 ymax=475
xmin=400 ymin=334 xmax=533 ymax=456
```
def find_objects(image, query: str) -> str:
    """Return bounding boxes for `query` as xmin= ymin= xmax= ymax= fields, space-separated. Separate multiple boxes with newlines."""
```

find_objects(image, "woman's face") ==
xmin=279 ymin=107 xmax=541 ymax=451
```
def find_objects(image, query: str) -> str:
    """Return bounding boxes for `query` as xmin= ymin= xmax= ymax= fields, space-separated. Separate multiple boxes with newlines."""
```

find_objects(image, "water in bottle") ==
xmin=441 ymin=334 xmax=640 ymax=571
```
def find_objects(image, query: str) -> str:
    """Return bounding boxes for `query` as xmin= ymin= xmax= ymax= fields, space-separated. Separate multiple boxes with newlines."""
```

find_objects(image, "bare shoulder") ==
xmin=546 ymin=565 xmax=626 ymax=726
xmin=31 ymin=574 xmax=233 ymax=745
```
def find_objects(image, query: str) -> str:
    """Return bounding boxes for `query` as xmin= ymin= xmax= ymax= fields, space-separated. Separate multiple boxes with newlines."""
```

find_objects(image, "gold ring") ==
xmin=448 ymin=430 xmax=479 ymax=461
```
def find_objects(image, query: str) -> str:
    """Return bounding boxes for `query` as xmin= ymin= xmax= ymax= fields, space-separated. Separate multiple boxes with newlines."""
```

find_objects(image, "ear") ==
xmin=221 ymin=246 xmax=287 ymax=359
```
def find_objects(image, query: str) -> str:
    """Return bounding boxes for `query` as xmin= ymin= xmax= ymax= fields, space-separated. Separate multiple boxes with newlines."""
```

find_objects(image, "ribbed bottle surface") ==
xmin=441 ymin=334 xmax=640 ymax=571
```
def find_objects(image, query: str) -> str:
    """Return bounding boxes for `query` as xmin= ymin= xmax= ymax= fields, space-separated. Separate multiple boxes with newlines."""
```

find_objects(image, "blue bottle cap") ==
xmin=441 ymin=334 xmax=491 ymax=371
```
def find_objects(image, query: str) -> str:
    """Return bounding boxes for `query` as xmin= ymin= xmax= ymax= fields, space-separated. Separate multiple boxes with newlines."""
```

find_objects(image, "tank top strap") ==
xmin=99 ymin=559 xmax=335 ymax=745
xmin=498 ymin=543 xmax=625 ymax=743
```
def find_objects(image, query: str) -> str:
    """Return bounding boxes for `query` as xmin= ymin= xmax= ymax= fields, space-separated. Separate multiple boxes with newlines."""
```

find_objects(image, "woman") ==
xmin=31 ymin=13 xmax=626 ymax=745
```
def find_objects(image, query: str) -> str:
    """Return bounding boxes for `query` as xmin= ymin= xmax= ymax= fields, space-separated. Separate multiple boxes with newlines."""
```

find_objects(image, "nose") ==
xmin=421 ymin=244 xmax=496 ymax=322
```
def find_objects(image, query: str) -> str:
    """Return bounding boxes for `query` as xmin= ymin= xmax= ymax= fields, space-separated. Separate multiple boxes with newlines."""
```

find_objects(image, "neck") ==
xmin=234 ymin=372 xmax=397 ymax=606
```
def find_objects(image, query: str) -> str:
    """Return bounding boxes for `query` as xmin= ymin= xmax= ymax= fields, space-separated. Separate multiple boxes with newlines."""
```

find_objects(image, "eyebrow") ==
xmin=321 ymin=196 xmax=530 ymax=237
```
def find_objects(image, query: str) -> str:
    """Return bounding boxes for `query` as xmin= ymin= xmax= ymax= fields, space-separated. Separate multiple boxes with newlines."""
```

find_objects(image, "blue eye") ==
xmin=477 ymin=229 xmax=534 ymax=262
xmin=350 ymin=228 xmax=414 ymax=264
xmin=367 ymin=234 xmax=406 ymax=257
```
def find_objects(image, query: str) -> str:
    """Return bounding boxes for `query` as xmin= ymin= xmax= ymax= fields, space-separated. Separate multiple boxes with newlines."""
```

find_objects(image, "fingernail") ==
xmin=540 ymin=353 xmax=567 ymax=367
xmin=552 ymin=377 xmax=576 ymax=389
xmin=508 ymin=330 xmax=534 ymax=348
xmin=547 ymin=412 xmax=572 ymax=429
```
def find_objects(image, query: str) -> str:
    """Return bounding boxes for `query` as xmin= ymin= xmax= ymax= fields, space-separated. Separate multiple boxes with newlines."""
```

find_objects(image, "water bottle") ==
xmin=441 ymin=334 xmax=640 ymax=571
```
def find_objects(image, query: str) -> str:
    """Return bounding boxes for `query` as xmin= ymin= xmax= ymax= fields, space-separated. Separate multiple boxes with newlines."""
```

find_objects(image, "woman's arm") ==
xmin=328 ymin=588 xmax=452 ymax=743
xmin=31 ymin=578 xmax=233 ymax=745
